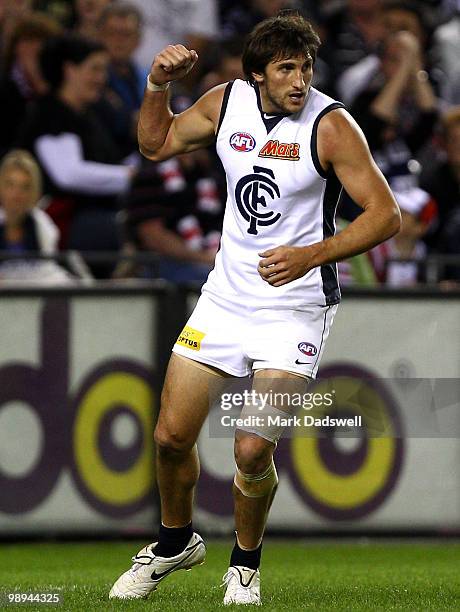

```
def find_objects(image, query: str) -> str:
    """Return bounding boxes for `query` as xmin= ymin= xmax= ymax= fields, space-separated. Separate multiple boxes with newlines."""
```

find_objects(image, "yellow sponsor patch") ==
xmin=176 ymin=326 xmax=205 ymax=351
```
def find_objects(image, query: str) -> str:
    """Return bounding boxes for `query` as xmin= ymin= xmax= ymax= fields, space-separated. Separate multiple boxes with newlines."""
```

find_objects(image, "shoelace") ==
xmin=130 ymin=544 xmax=156 ymax=573
xmin=220 ymin=569 xmax=237 ymax=588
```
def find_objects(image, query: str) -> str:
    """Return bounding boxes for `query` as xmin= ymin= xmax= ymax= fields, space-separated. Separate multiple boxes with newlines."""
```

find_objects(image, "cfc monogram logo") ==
xmin=235 ymin=166 xmax=281 ymax=235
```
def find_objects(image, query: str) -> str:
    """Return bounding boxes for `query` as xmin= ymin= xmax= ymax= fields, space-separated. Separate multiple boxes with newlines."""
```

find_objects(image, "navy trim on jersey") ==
xmin=216 ymin=81 xmax=234 ymax=136
xmin=310 ymin=102 xmax=345 ymax=178
xmin=309 ymin=100 xmax=345 ymax=303
xmin=321 ymin=169 xmax=343 ymax=305
xmin=254 ymin=83 xmax=289 ymax=134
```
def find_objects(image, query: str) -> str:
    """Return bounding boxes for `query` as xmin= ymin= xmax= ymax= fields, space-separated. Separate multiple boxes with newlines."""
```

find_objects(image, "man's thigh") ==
xmin=234 ymin=368 xmax=311 ymax=448
xmin=157 ymin=352 xmax=225 ymax=446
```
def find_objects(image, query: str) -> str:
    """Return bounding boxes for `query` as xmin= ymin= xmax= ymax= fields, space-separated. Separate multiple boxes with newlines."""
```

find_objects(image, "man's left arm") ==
xmin=258 ymin=108 xmax=401 ymax=287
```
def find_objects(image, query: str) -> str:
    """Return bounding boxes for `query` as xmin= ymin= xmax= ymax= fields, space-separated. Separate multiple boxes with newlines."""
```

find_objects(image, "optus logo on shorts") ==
xmin=230 ymin=132 xmax=256 ymax=152
xmin=176 ymin=326 xmax=205 ymax=351
xmin=298 ymin=342 xmax=317 ymax=356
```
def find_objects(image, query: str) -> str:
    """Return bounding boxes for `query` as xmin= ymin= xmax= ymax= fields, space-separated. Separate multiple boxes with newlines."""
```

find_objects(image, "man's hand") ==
xmin=393 ymin=30 xmax=421 ymax=66
xmin=258 ymin=244 xmax=321 ymax=287
xmin=150 ymin=44 xmax=198 ymax=86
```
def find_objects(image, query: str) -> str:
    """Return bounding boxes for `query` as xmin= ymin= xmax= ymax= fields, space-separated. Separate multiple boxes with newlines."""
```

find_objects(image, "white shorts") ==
xmin=172 ymin=293 xmax=338 ymax=378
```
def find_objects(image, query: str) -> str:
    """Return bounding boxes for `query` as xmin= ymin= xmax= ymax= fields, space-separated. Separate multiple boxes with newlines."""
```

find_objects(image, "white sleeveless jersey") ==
xmin=202 ymin=79 xmax=344 ymax=309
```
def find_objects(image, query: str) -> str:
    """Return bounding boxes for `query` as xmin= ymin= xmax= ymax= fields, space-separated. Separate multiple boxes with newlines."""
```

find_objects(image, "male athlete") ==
xmin=110 ymin=12 xmax=400 ymax=605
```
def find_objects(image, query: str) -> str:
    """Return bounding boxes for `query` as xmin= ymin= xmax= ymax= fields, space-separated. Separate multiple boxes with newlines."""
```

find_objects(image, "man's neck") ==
xmin=58 ymin=86 xmax=85 ymax=113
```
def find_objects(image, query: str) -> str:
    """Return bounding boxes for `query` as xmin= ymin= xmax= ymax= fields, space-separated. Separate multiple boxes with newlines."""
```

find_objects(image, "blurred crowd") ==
xmin=0 ymin=0 xmax=459 ymax=286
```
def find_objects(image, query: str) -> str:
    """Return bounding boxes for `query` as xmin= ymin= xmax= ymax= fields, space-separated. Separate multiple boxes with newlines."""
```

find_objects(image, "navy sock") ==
xmin=230 ymin=538 xmax=262 ymax=570
xmin=155 ymin=522 xmax=193 ymax=558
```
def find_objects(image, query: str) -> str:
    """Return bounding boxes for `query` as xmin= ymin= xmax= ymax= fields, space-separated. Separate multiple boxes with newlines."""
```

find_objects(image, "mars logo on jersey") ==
xmin=230 ymin=132 xmax=256 ymax=152
xmin=259 ymin=140 xmax=300 ymax=161
xmin=235 ymin=165 xmax=281 ymax=235
xmin=298 ymin=342 xmax=317 ymax=356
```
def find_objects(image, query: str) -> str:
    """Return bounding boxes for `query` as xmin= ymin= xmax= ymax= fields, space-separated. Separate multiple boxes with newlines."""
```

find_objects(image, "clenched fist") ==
xmin=150 ymin=44 xmax=198 ymax=86
xmin=258 ymin=244 xmax=322 ymax=287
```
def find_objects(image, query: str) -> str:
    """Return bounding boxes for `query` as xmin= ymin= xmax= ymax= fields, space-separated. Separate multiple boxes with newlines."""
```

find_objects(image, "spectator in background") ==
xmin=369 ymin=190 xmax=437 ymax=286
xmin=336 ymin=219 xmax=378 ymax=286
xmin=433 ymin=1 xmax=460 ymax=103
xmin=220 ymin=0 xmax=323 ymax=26
xmin=0 ymin=0 xmax=32 ymax=56
xmin=18 ymin=34 xmax=135 ymax=276
xmin=32 ymin=0 xmax=74 ymax=28
xmin=338 ymin=0 xmax=447 ymax=106
xmin=128 ymin=0 xmax=219 ymax=90
xmin=73 ymin=0 xmax=112 ymax=41
xmin=0 ymin=149 xmax=71 ymax=283
xmin=222 ymin=0 xmax=295 ymax=39
xmin=348 ymin=30 xmax=438 ymax=222
xmin=198 ymin=37 xmax=244 ymax=95
xmin=0 ymin=12 xmax=62 ymax=157
xmin=421 ymin=107 xmax=460 ymax=280
xmin=319 ymin=0 xmax=384 ymax=93
xmin=94 ymin=2 xmax=146 ymax=157
xmin=122 ymin=148 xmax=223 ymax=284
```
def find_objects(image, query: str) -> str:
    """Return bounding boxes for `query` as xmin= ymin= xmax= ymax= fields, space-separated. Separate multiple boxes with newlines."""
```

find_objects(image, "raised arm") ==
xmin=258 ymin=108 xmax=401 ymax=286
xmin=138 ymin=44 xmax=225 ymax=161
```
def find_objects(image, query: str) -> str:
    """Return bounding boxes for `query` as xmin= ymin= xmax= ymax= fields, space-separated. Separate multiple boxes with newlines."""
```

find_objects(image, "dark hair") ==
xmin=211 ymin=36 xmax=244 ymax=71
xmin=97 ymin=1 xmax=143 ymax=29
xmin=40 ymin=34 xmax=105 ymax=90
xmin=382 ymin=0 xmax=430 ymax=33
xmin=242 ymin=11 xmax=321 ymax=83
xmin=4 ymin=12 xmax=62 ymax=74
xmin=382 ymin=0 xmax=433 ymax=50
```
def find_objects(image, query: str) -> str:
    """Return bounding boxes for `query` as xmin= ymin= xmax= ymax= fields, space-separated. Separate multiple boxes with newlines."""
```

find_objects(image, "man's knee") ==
xmin=234 ymin=434 xmax=278 ymax=497
xmin=154 ymin=421 xmax=194 ymax=456
xmin=154 ymin=382 xmax=197 ymax=455
xmin=234 ymin=456 xmax=278 ymax=498
xmin=234 ymin=433 xmax=273 ymax=474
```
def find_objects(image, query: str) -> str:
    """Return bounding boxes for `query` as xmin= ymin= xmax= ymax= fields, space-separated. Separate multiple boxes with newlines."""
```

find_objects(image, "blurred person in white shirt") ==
xmin=0 ymin=149 xmax=72 ymax=283
xmin=128 ymin=0 xmax=219 ymax=88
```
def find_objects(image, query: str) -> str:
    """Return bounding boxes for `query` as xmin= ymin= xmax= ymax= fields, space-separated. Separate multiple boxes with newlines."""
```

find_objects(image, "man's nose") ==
xmin=293 ymin=70 xmax=305 ymax=89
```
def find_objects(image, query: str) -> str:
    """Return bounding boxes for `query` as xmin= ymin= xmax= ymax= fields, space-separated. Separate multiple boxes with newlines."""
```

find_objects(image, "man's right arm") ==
xmin=138 ymin=44 xmax=225 ymax=161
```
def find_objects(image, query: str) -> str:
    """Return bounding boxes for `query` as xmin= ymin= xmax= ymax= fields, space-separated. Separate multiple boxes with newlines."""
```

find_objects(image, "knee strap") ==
xmin=238 ymin=401 xmax=290 ymax=444
xmin=234 ymin=459 xmax=278 ymax=498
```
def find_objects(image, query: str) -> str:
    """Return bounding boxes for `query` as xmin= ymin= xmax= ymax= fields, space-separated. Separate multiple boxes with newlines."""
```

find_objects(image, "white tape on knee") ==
xmin=238 ymin=401 xmax=290 ymax=443
xmin=234 ymin=459 xmax=278 ymax=498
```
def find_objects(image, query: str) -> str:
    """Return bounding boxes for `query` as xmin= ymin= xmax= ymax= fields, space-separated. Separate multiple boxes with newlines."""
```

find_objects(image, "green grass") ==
xmin=0 ymin=540 xmax=459 ymax=611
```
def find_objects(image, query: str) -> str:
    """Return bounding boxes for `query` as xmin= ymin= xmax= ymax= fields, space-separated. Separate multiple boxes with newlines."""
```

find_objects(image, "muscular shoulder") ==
xmin=317 ymin=107 xmax=368 ymax=168
xmin=191 ymin=82 xmax=228 ymax=132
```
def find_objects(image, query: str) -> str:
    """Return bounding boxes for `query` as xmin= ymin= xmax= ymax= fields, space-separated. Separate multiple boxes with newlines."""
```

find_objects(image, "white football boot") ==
xmin=222 ymin=566 xmax=261 ymax=605
xmin=109 ymin=532 xmax=205 ymax=599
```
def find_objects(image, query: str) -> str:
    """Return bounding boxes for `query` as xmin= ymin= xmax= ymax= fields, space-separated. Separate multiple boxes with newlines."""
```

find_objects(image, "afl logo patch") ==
xmin=230 ymin=132 xmax=256 ymax=152
xmin=298 ymin=342 xmax=317 ymax=356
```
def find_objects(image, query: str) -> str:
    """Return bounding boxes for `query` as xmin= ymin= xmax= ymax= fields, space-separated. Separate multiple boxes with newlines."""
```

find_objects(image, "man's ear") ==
xmin=252 ymin=71 xmax=264 ymax=84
